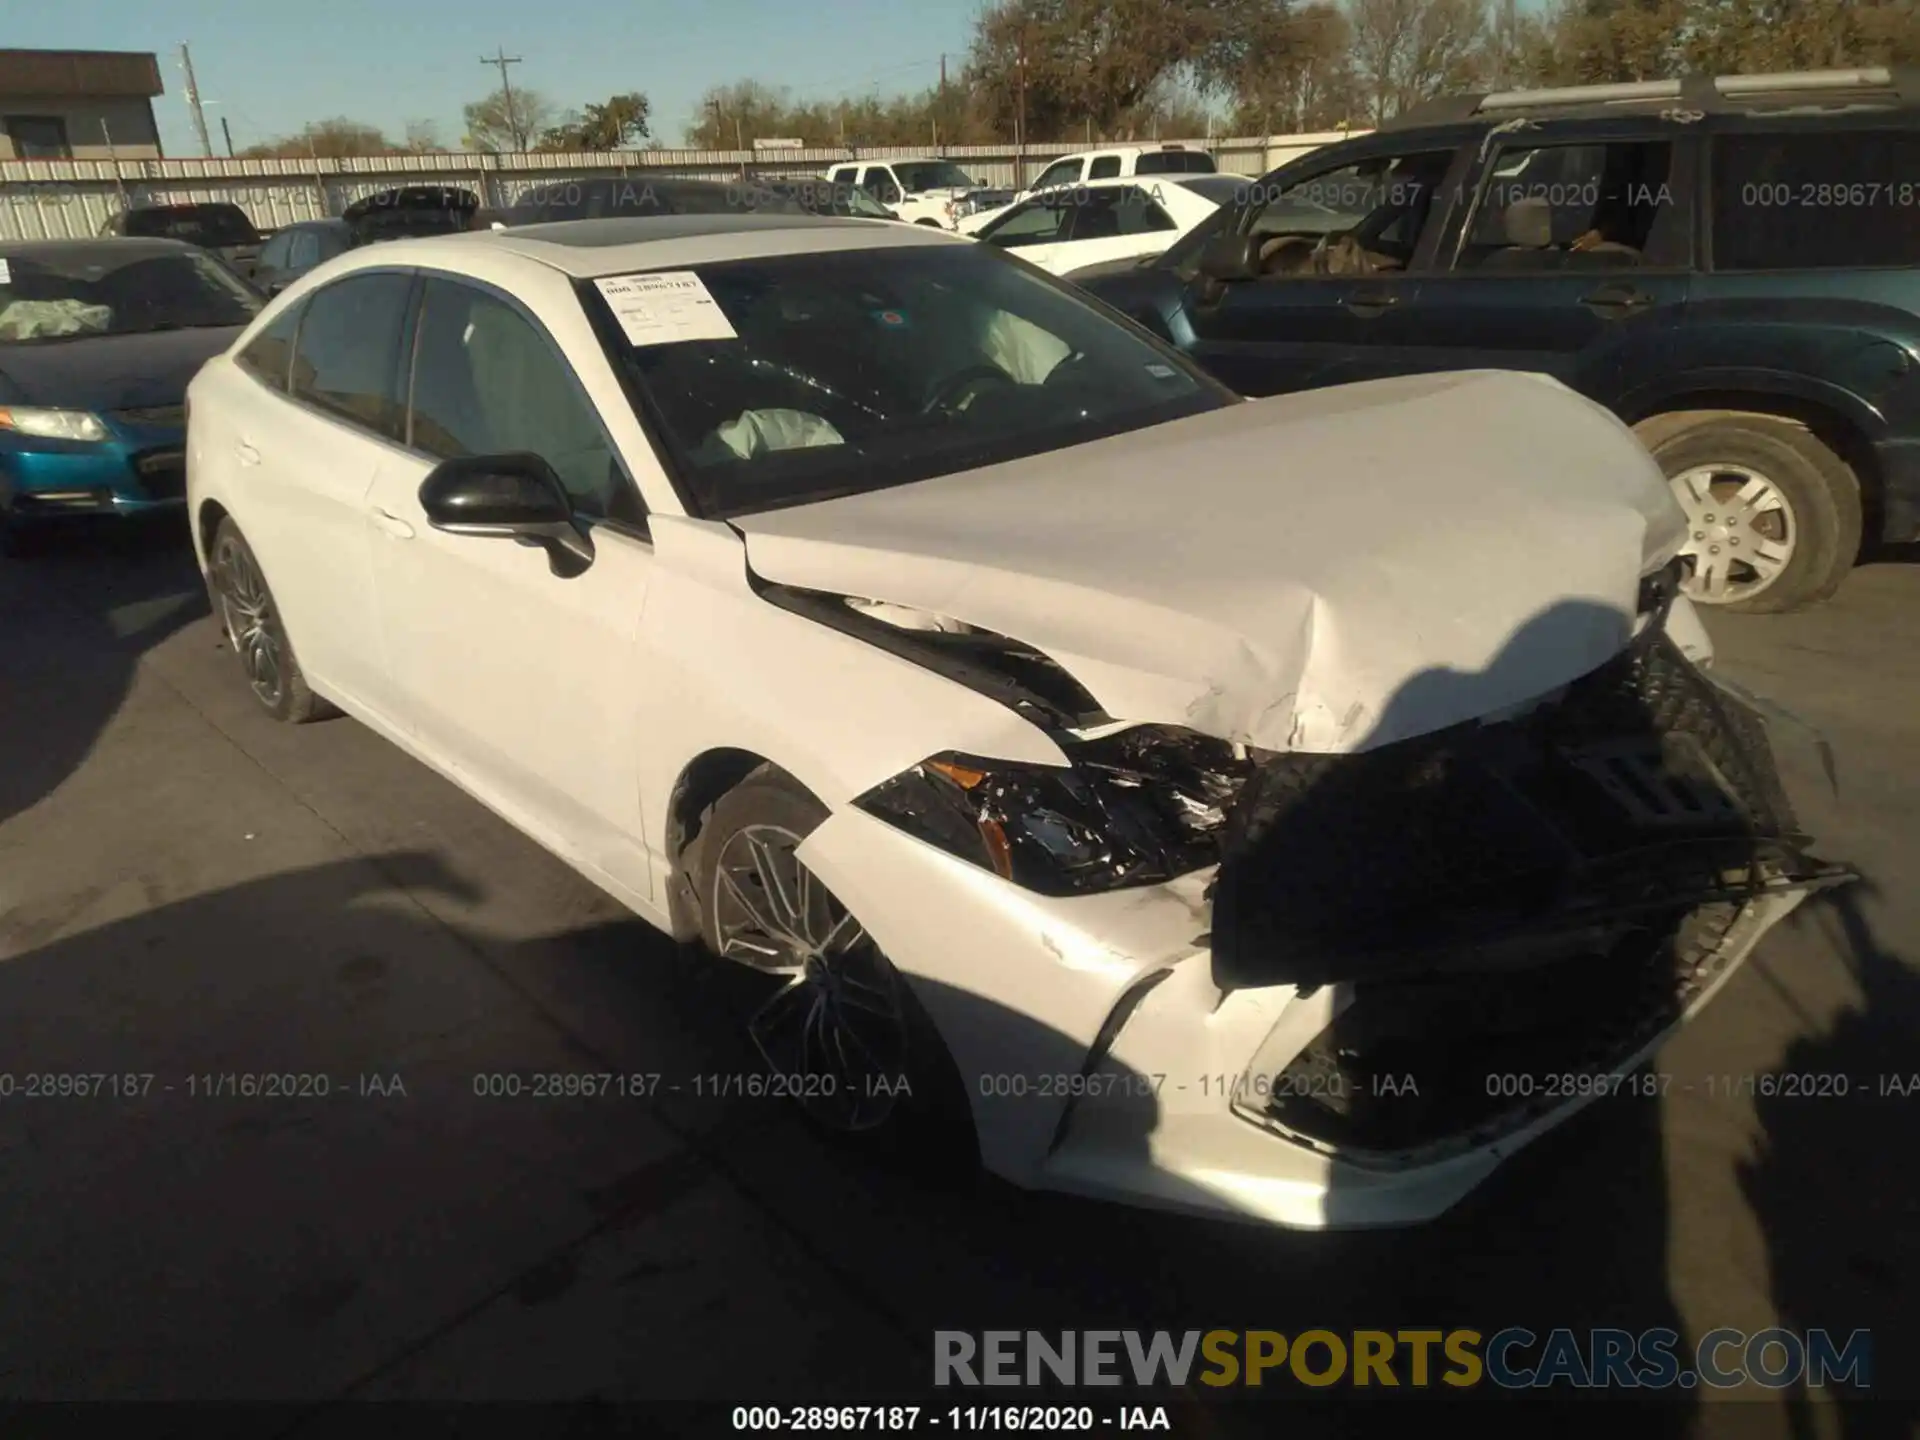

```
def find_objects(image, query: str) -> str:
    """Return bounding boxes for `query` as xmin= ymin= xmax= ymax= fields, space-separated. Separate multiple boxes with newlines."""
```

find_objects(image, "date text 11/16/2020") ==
xmin=0 ymin=1073 xmax=408 ymax=1099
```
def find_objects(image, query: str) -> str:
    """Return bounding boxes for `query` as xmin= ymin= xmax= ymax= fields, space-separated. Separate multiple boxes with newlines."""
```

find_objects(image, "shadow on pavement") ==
xmin=0 ymin=515 xmax=206 ymax=827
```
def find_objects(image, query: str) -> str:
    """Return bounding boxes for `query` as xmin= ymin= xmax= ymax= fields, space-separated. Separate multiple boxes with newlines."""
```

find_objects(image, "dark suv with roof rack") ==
xmin=1077 ymin=67 xmax=1920 ymax=613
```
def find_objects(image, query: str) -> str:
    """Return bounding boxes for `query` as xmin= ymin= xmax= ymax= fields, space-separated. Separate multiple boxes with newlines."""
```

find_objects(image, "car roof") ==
xmin=0 ymin=235 xmax=201 ymax=259
xmin=325 ymin=213 xmax=962 ymax=280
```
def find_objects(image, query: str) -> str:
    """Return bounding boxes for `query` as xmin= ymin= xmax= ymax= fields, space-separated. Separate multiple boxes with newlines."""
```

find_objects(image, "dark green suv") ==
xmin=1077 ymin=68 xmax=1920 ymax=613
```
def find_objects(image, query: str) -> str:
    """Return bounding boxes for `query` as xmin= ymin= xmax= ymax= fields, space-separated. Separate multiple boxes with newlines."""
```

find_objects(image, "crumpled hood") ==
xmin=0 ymin=326 xmax=242 ymax=410
xmin=732 ymin=369 xmax=1689 ymax=753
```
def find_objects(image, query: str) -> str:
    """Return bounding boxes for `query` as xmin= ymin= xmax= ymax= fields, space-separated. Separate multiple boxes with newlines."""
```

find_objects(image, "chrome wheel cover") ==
xmin=214 ymin=535 xmax=286 ymax=707
xmin=710 ymin=823 xmax=909 ymax=1132
xmin=1668 ymin=464 xmax=1797 ymax=605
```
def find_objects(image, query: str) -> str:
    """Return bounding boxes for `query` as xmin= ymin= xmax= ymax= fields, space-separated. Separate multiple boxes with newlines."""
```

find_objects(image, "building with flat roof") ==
xmin=0 ymin=49 xmax=164 ymax=161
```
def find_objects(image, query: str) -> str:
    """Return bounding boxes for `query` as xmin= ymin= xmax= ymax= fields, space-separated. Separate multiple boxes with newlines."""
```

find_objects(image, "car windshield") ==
xmin=893 ymin=162 xmax=975 ymax=193
xmin=0 ymin=245 xmax=263 ymax=343
xmin=780 ymin=180 xmax=896 ymax=220
xmin=580 ymin=243 xmax=1234 ymax=519
xmin=120 ymin=204 xmax=261 ymax=246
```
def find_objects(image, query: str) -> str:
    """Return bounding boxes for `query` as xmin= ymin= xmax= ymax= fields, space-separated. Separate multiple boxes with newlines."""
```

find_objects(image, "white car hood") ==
xmin=732 ymin=369 xmax=1689 ymax=754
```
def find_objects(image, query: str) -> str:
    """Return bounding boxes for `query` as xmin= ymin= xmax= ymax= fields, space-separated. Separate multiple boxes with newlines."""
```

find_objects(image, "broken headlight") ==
xmin=851 ymin=726 xmax=1252 ymax=896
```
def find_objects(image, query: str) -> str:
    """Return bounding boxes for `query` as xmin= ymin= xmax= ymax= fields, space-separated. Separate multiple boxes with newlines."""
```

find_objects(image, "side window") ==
xmin=288 ymin=230 xmax=322 ymax=270
xmin=1712 ymin=131 xmax=1920 ymax=271
xmin=288 ymin=271 xmax=413 ymax=438
xmin=1243 ymin=148 xmax=1455 ymax=278
xmin=1118 ymin=186 xmax=1177 ymax=234
xmin=1459 ymin=140 xmax=1678 ymax=272
xmin=829 ymin=167 xmax=857 ymax=186
xmin=1087 ymin=156 xmax=1122 ymax=181
xmin=1031 ymin=159 xmax=1082 ymax=193
xmin=257 ymin=233 xmax=293 ymax=269
xmin=862 ymin=168 xmax=902 ymax=205
xmin=981 ymin=199 xmax=1073 ymax=248
xmin=234 ymin=300 xmax=305 ymax=392
xmin=408 ymin=278 xmax=642 ymax=526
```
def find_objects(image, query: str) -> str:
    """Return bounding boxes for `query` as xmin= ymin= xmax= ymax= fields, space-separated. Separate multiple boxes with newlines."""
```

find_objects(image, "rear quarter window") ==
xmin=1712 ymin=130 xmax=1920 ymax=270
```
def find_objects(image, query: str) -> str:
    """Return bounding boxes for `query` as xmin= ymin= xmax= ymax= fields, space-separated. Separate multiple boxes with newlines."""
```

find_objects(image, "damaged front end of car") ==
xmin=824 ymin=578 xmax=1853 ymax=1173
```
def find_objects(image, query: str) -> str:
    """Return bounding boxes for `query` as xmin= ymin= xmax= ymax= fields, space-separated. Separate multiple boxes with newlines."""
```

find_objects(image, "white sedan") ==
xmin=186 ymin=213 xmax=1846 ymax=1229
xmin=957 ymin=176 xmax=1228 ymax=277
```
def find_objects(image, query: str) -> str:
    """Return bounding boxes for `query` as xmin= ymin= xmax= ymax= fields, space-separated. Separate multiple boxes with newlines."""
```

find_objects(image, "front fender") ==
xmin=633 ymin=514 xmax=1069 ymax=862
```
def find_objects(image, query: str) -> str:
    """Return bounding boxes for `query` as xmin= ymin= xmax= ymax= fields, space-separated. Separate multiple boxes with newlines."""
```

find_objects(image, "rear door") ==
xmin=1051 ymin=184 xmax=1181 ymax=273
xmin=1397 ymin=129 xmax=1698 ymax=399
xmin=1180 ymin=142 xmax=1467 ymax=396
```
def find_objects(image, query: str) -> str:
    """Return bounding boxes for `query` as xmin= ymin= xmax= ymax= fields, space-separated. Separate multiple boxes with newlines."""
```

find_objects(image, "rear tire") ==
xmin=1648 ymin=417 xmax=1861 ymax=614
xmin=687 ymin=765 xmax=977 ymax=1172
xmin=208 ymin=517 xmax=335 ymax=723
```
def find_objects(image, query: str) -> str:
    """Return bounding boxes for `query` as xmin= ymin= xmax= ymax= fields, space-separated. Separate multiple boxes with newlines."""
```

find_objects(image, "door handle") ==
xmin=370 ymin=507 xmax=415 ymax=540
xmin=1343 ymin=289 xmax=1400 ymax=317
xmin=234 ymin=441 xmax=261 ymax=466
xmin=1581 ymin=285 xmax=1657 ymax=317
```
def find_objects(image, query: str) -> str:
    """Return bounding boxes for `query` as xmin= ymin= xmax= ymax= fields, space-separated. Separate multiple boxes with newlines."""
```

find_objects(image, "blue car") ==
xmin=0 ymin=236 xmax=262 ymax=555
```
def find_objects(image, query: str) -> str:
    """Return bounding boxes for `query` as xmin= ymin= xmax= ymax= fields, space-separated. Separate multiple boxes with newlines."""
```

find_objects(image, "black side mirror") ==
xmin=1196 ymin=232 xmax=1261 ymax=283
xmin=419 ymin=453 xmax=594 ymax=576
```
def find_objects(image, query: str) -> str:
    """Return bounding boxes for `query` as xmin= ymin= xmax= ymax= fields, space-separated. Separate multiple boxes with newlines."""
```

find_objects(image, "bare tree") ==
xmin=402 ymin=119 xmax=443 ymax=153
xmin=1346 ymin=0 xmax=1488 ymax=123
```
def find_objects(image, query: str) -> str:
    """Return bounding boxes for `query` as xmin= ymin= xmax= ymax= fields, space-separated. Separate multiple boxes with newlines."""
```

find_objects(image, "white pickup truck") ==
xmin=822 ymin=157 xmax=998 ymax=229
xmin=1015 ymin=143 xmax=1216 ymax=202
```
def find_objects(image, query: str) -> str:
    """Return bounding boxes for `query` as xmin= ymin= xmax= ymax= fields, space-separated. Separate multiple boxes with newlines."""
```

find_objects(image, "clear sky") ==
xmin=13 ymin=0 xmax=986 ymax=154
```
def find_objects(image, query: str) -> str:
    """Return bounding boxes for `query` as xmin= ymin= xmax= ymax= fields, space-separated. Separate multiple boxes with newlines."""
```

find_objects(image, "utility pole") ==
xmin=179 ymin=43 xmax=213 ymax=157
xmin=1014 ymin=30 xmax=1028 ymax=189
xmin=220 ymin=116 xmax=235 ymax=157
xmin=480 ymin=47 xmax=525 ymax=151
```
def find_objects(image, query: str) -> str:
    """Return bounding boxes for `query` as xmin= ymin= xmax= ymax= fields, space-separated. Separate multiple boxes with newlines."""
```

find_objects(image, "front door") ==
xmin=365 ymin=274 xmax=657 ymax=906
xmin=1180 ymin=145 xmax=1464 ymax=396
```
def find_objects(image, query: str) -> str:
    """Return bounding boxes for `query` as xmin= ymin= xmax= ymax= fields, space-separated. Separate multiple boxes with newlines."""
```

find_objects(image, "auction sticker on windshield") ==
xmin=593 ymin=271 xmax=737 ymax=346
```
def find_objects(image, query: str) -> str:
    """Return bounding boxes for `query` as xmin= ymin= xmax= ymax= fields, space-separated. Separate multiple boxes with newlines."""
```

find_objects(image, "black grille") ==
xmin=132 ymin=449 xmax=186 ymax=499
xmin=116 ymin=405 xmax=186 ymax=429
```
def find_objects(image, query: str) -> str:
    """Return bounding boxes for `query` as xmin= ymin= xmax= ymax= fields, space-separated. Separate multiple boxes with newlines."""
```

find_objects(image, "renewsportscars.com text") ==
xmin=934 ymin=1328 xmax=1871 ymax=1391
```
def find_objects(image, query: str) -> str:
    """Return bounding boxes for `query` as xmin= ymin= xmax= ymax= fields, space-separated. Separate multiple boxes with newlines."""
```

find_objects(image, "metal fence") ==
xmin=0 ymin=132 xmax=1365 ymax=239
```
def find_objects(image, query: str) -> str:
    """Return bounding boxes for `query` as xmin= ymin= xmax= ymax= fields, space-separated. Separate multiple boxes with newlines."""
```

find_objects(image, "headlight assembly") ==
xmin=851 ymin=725 xmax=1252 ymax=896
xmin=0 ymin=407 xmax=109 ymax=443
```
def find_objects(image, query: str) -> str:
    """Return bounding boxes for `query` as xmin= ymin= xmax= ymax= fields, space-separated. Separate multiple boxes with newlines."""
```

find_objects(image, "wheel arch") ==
xmin=1623 ymin=389 xmax=1877 ymax=542
xmin=195 ymin=497 xmax=232 ymax=570
xmin=662 ymin=747 xmax=806 ymax=941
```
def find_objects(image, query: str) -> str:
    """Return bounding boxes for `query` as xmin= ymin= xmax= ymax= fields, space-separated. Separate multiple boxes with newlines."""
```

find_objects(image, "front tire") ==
xmin=1649 ymin=417 xmax=1861 ymax=613
xmin=209 ymin=518 xmax=334 ymax=723
xmin=689 ymin=765 xmax=975 ymax=1164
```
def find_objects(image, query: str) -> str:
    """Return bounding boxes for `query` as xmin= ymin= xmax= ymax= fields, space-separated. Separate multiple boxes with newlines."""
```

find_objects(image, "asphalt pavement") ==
xmin=1 ymin=523 xmax=1914 ymax=1438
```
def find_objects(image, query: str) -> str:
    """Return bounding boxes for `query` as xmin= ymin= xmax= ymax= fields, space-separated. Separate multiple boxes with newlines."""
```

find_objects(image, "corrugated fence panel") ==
xmin=0 ymin=134 xmax=1360 ymax=238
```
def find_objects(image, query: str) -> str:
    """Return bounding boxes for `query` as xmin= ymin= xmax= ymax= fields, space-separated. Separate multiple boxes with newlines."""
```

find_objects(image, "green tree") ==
xmin=538 ymin=92 xmax=652 ymax=150
xmin=462 ymin=86 xmax=558 ymax=152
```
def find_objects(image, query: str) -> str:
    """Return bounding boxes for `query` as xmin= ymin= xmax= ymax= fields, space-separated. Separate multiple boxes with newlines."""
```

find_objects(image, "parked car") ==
xmin=342 ymin=185 xmax=480 ymax=241
xmin=1016 ymin=142 xmax=1216 ymax=203
xmin=960 ymin=176 xmax=1228 ymax=278
xmin=1075 ymin=66 xmax=1920 ymax=614
xmin=822 ymin=158 xmax=994 ymax=228
xmin=503 ymin=175 xmax=806 ymax=224
xmin=252 ymin=219 xmax=354 ymax=296
xmin=100 ymin=202 xmax=266 ymax=280
xmin=750 ymin=175 xmax=903 ymax=221
xmin=184 ymin=213 xmax=1846 ymax=1229
xmin=0 ymin=237 xmax=262 ymax=554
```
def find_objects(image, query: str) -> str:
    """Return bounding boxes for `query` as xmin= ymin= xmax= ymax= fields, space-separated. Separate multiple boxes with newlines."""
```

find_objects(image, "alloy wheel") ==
xmin=710 ymin=823 xmax=910 ymax=1132
xmin=1668 ymin=464 xmax=1797 ymax=605
xmin=214 ymin=536 xmax=286 ymax=708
